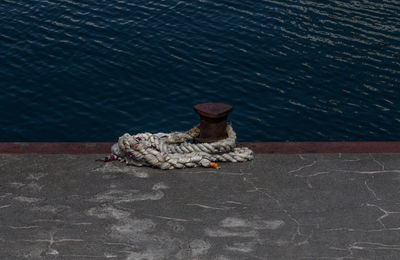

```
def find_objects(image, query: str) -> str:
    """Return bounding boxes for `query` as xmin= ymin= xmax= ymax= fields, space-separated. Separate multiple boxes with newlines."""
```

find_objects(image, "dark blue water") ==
xmin=1 ymin=0 xmax=400 ymax=142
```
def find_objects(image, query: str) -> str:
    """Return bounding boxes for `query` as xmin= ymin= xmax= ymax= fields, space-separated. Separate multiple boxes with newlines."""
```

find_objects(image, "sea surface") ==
xmin=1 ymin=0 xmax=400 ymax=142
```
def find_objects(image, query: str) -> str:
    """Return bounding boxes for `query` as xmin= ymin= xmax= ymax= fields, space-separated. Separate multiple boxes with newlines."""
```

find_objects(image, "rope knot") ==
xmin=110 ymin=125 xmax=253 ymax=169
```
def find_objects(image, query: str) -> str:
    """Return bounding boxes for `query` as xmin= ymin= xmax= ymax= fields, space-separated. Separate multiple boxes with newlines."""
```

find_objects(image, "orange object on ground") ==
xmin=209 ymin=162 xmax=219 ymax=168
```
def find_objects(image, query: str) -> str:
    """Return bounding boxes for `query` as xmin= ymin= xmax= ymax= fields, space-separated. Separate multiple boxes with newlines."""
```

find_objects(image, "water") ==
xmin=1 ymin=0 xmax=400 ymax=142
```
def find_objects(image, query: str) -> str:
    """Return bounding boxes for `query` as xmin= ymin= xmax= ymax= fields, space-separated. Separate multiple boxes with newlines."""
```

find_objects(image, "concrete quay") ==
xmin=1 ymin=143 xmax=400 ymax=259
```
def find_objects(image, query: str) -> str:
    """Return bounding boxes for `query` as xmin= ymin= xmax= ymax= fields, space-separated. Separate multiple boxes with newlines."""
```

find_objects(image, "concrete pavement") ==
xmin=1 ymin=153 xmax=400 ymax=259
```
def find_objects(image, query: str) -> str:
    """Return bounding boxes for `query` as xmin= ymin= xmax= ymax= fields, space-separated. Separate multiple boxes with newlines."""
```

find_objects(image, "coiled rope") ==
xmin=110 ymin=124 xmax=254 ymax=170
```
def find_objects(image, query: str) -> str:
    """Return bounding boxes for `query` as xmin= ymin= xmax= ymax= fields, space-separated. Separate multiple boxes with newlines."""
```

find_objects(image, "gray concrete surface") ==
xmin=1 ymin=153 xmax=400 ymax=259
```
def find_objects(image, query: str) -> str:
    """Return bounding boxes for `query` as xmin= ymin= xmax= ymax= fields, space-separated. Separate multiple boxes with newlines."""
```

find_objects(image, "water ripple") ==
xmin=1 ymin=0 xmax=400 ymax=141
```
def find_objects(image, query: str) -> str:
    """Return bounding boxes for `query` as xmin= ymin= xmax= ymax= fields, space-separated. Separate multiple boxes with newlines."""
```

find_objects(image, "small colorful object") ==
xmin=209 ymin=162 xmax=219 ymax=169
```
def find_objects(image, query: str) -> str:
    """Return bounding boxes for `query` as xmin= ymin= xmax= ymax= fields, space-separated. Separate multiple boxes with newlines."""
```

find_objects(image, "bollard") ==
xmin=193 ymin=102 xmax=233 ymax=143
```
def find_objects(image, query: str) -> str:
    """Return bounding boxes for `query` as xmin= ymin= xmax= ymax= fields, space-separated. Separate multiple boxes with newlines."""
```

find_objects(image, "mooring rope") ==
xmin=108 ymin=124 xmax=254 ymax=169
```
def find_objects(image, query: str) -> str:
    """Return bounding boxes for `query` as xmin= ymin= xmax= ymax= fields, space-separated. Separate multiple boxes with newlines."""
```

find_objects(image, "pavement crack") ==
xmin=288 ymin=161 xmax=317 ymax=174
xmin=324 ymin=227 xmax=400 ymax=233
xmin=346 ymin=241 xmax=400 ymax=251
xmin=224 ymin=200 xmax=244 ymax=205
xmin=343 ymin=158 xmax=361 ymax=162
xmin=369 ymin=154 xmax=385 ymax=170
xmin=336 ymin=169 xmax=400 ymax=175
xmin=186 ymin=203 xmax=234 ymax=210
xmin=242 ymin=177 xmax=303 ymax=242
xmin=9 ymin=225 xmax=40 ymax=229
xmin=144 ymin=214 xmax=198 ymax=222
xmin=364 ymin=180 xmax=380 ymax=200
xmin=326 ymin=246 xmax=354 ymax=259
xmin=23 ymin=235 xmax=84 ymax=244
xmin=59 ymin=254 xmax=113 ymax=258
xmin=295 ymin=171 xmax=329 ymax=178
xmin=364 ymin=203 xmax=400 ymax=228
xmin=293 ymin=171 xmax=330 ymax=190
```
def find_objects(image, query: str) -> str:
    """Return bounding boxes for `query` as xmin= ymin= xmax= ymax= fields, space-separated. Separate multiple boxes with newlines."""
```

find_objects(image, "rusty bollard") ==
xmin=193 ymin=103 xmax=233 ymax=143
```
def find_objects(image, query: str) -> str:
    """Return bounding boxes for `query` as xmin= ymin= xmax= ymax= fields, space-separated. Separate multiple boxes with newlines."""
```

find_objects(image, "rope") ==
xmin=110 ymin=125 xmax=254 ymax=170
